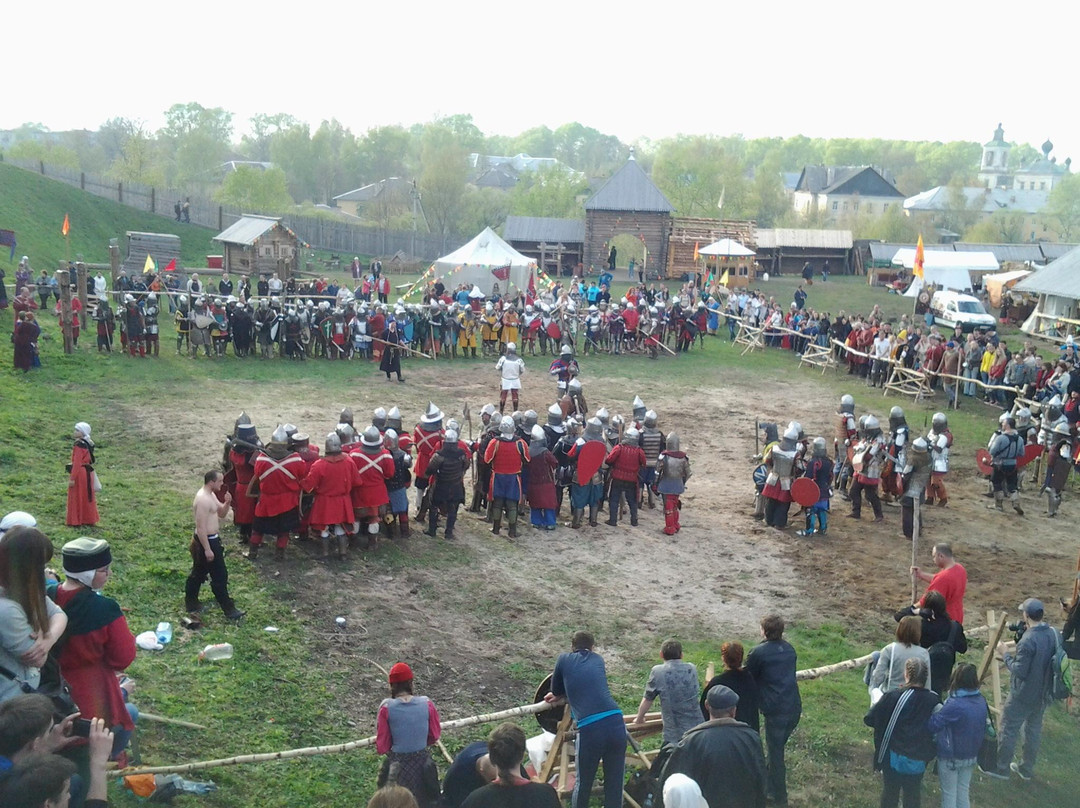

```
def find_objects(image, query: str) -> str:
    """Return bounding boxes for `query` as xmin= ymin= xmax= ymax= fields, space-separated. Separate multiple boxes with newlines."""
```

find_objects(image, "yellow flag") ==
xmin=718 ymin=269 xmax=730 ymax=286
xmin=143 ymin=253 xmax=156 ymax=274
xmin=913 ymin=235 xmax=925 ymax=280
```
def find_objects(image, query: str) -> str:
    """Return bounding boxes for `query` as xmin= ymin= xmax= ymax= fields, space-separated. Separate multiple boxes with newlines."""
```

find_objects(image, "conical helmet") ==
xmin=373 ymin=407 xmax=387 ymax=428
xmin=384 ymin=428 xmax=400 ymax=449
xmin=596 ymin=407 xmax=610 ymax=425
xmin=523 ymin=410 xmax=538 ymax=429
xmin=387 ymin=406 xmax=402 ymax=431
xmin=499 ymin=416 xmax=515 ymax=437
xmin=568 ymin=379 xmax=583 ymax=394
xmin=666 ymin=433 xmax=681 ymax=452
xmin=547 ymin=404 xmax=563 ymax=426
xmin=339 ymin=407 xmax=354 ymax=426
xmin=325 ymin=432 xmax=342 ymax=455
xmin=584 ymin=418 xmax=604 ymax=441
xmin=270 ymin=425 xmax=289 ymax=445
xmin=644 ymin=410 xmax=658 ymax=428
xmin=632 ymin=396 xmax=646 ymax=419
xmin=421 ymin=402 xmax=444 ymax=425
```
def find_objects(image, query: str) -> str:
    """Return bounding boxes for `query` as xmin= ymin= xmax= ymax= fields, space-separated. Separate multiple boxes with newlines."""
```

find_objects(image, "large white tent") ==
xmin=432 ymin=227 xmax=535 ymax=297
xmin=894 ymin=249 xmax=997 ymax=295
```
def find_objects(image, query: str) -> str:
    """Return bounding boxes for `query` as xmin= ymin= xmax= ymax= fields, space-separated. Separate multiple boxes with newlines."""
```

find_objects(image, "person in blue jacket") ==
xmin=928 ymin=663 xmax=988 ymax=808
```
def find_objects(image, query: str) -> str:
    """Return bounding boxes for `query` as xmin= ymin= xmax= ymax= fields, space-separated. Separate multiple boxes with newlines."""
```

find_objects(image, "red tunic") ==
xmin=348 ymin=447 xmax=395 ymax=508
xmin=604 ymin=444 xmax=646 ymax=483
xmin=66 ymin=442 xmax=99 ymax=527
xmin=526 ymin=450 xmax=559 ymax=510
xmin=484 ymin=437 xmax=529 ymax=474
xmin=52 ymin=586 xmax=136 ymax=731
xmin=229 ymin=448 xmax=257 ymax=525
xmin=412 ymin=427 xmax=444 ymax=477
xmin=302 ymin=454 xmax=361 ymax=528
xmin=252 ymin=452 xmax=305 ymax=517
xmin=622 ymin=308 xmax=640 ymax=332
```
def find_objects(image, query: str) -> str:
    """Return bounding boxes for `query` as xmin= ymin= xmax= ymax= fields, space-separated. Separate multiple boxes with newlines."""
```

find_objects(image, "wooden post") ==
xmin=910 ymin=497 xmax=921 ymax=604
xmin=76 ymin=263 xmax=89 ymax=330
xmin=118 ymin=181 xmax=123 ymax=203
xmin=988 ymin=610 xmax=1004 ymax=718
xmin=57 ymin=269 xmax=73 ymax=354
xmin=109 ymin=239 xmax=121 ymax=294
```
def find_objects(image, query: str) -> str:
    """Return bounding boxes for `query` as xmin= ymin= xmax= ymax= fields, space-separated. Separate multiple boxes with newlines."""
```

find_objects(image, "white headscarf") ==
xmin=662 ymin=774 xmax=708 ymax=808
xmin=75 ymin=422 xmax=93 ymax=443
xmin=0 ymin=511 xmax=37 ymax=540
xmin=63 ymin=568 xmax=99 ymax=588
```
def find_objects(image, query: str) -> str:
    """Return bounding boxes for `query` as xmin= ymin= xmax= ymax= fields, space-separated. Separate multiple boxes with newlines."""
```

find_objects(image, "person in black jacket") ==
xmin=894 ymin=590 xmax=967 ymax=692
xmin=745 ymin=615 xmax=801 ymax=807
xmin=424 ymin=430 xmax=468 ymax=540
xmin=864 ymin=657 xmax=939 ymax=808
xmin=700 ymin=641 xmax=760 ymax=731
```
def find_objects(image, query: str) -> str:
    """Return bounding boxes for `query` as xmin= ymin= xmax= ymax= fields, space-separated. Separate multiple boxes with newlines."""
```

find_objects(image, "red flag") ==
xmin=164 ymin=258 xmax=177 ymax=273
xmin=526 ymin=270 xmax=537 ymax=305
xmin=491 ymin=264 xmax=510 ymax=282
xmin=61 ymin=214 xmax=70 ymax=237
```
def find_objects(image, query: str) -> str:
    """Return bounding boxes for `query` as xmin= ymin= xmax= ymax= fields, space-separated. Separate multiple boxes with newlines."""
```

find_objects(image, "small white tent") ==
xmin=894 ymin=249 xmax=997 ymax=295
xmin=432 ymin=227 xmax=535 ymax=297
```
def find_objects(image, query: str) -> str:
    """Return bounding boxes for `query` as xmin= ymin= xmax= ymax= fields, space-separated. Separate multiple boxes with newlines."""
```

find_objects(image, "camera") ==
xmin=1007 ymin=621 xmax=1027 ymax=642
xmin=71 ymin=718 xmax=93 ymax=738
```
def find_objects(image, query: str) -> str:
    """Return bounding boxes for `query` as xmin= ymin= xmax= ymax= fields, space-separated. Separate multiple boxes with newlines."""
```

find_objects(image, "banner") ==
xmin=0 ymin=229 xmax=15 ymax=261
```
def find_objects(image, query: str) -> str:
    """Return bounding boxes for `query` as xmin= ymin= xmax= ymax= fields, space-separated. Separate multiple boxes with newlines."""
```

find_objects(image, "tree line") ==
xmin=4 ymin=107 xmax=1078 ymax=243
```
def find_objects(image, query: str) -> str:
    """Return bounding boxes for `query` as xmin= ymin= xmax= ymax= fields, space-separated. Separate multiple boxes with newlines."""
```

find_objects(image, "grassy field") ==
xmin=2 ymin=254 xmax=1076 ymax=808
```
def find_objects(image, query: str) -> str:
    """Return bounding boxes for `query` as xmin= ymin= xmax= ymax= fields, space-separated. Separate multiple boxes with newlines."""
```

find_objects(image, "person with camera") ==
xmin=984 ymin=598 xmax=1058 ymax=781
xmin=0 ymin=714 xmax=114 ymax=807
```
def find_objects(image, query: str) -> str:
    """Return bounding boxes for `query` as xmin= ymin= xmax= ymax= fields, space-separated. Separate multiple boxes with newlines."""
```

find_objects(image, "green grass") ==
xmin=1 ymin=274 xmax=1077 ymax=808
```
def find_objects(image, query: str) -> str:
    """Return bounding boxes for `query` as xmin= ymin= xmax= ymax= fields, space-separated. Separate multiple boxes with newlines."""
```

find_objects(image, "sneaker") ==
xmin=795 ymin=529 xmax=815 ymax=536
xmin=979 ymin=764 xmax=1009 ymax=780
xmin=224 ymin=609 xmax=246 ymax=622
xmin=1010 ymin=762 xmax=1032 ymax=781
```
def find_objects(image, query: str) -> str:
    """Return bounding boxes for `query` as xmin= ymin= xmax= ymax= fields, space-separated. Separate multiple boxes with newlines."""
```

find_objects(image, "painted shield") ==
xmin=975 ymin=449 xmax=993 ymax=475
xmin=546 ymin=321 xmax=562 ymax=340
xmin=791 ymin=477 xmax=821 ymax=508
xmin=576 ymin=440 xmax=607 ymax=486
xmin=533 ymin=673 xmax=564 ymax=734
xmin=1017 ymin=443 xmax=1044 ymax=469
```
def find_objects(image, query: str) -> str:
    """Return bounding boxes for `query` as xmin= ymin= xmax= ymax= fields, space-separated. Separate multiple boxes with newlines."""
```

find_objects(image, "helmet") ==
xmin=387 ymin=406 xmax=402 ymax=431
xmin=632 ymin=396 xmax=646 ymax=419
xmin=511 ymin=410 xmax=523 ymax=427
xmin=547 ymin=404 xmax=564 ymax=426
xmin=335 ymin=422 xmax=356 ymax=444
xmin=621 ymin=427 xmax=639 ymax=445
xmin=889 ymin=406 xmax=904 ymax=420
xmin=596 ymin=407 xmax=610 ymax=424
xmin=339 ymin=407 xmax=354 ymax=426
xmin=373 ymin=407 xmax=387 ymax=428
xmin=270 ymin=425 xmax=289 ymax=445
xmin=812 ymin=437 xmax=827 ymax=457
xmin=384 ymin=428 xmax=400 ymax=449
xmin=361 ymin=426 xmax=382 ymax=447
xmin=506 ymin=342 xmax=517 ymax=353
xmin=421 ymin=402 xmax=444 ymax=425
xmin=644 ymin=410 xmax=658 ymax=428
xmin=783 ymin=424 xmax=800 ymax=441
xmin=788 ymin=421 xmax=803 ymax=438
xmin=998 ymin=412 xmax=1010 ymax=426
xmin=910 ymin=437 xmax=929 ymax=454
xmin=863 ymin=415 xmax=880 ymax=432
xmin=568 ymin=379 xmax=583 ymax=394
xmin=584 ymin=417 xmax=604 ymax=441
xmin=840 ymin=394 xmax=855 ymax=414
xmin=178 ymin=294 xmax=189 ymax=306
xmin=147 ymin=292 xmax=157 ymax=303
xmin=560 ymin=344 xmax=572 ymax=356
xmin=523 ymin=410 xmax=538 ymax=429
xmin=282 ymin=423 xmax=298 ymax=439
xmin=1054 ymin=422 xmax=1072 ymax=437
xmin=444 ymin=429 xmax=459 ymax=444
xmin=665 ymin=433 xmax=681 ymax=452
xmin=124 ymin=293 xmax=135 ymax=304
xmin=611 ymin=414 xmax=624 ymax=431
xmin=446 ymin=418 xmax=461 ymax=433
xmin=499 ymin=416 xmax=515 ymax=437
xmin=931 ymin=412 xmax=948 ymax=430
xmin=1016 ymin=408 xmax=1032 ymax=427
xmin=290 ymin=432 xmax=309 ymax=450
xmin=325 ymin=432 xmax=342 ymax=455
xmin=530 ymin=425 xmax=546 ymax=443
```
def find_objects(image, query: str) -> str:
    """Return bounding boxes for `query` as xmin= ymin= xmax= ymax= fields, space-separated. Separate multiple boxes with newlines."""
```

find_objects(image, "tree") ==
xmin=964 ymin=210 xmax=1028 ymax=243
xmin=509 ymin=167 xmax=588 ymax=219
xmin=858 ymin=205 xmax=921 ymax=242
xmin=1042 ymin=174 xmax=1080 ymax=240
xmin=110 ymin=123 xmax=164 ymax=187
xmin=552 ymin=123 xmax=625 ymax=175
xmin=357 ymin=125 xmax=412 ymax=183
xmin=458 ymin=187 xmax=510 ymax=236
xmin=269 ymin=124 xmax=317 ymax=202
xmin=7 ymin=139 xmax=80 ymax=171
xmin=215 ymin=166 xmax=293 ymax=213
xmin=310 ymin=119 xmax=361 ymax=205
xmin=241 ymin=113 xmax=299 ymax=161
xmin=419 ymin=126 xmax=469 ymax=241
xmin=749 ymin=158 xmax=789 ymax=227
xmin=158 ymin=102 xmax=234 ymax=186
xmin=652 ymin=136 xmax=747 ymax=218
xmin=432 ymin=114 xmax=484 ymax=151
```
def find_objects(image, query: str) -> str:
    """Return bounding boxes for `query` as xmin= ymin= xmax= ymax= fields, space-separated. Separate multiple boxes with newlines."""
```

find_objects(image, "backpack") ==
xmin=1049 ymin=627 xmax=1073 ymax=701
xmin=928 ymin=621 xmax=962 ymax=692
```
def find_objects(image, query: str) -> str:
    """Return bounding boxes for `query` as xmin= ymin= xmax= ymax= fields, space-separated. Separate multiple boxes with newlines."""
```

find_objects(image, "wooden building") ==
xmin=123 ymin=232 xmax=181 ymax=277
xmin=666 ymin=218 xmax=757 ymax=280
xmin=213 ymin=215 xmax=303 ymax=281
xmin=754 ymin=228 xmax=854 ymax=276
xmin=584 ymin=154 xmax=674 ymax=277
xmin=503 ymin=216 xmax=585 ymax=276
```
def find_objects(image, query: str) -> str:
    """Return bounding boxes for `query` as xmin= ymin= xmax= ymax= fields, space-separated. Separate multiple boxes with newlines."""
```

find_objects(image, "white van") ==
xmin=929 ymin=290 xmax=997 ymax=332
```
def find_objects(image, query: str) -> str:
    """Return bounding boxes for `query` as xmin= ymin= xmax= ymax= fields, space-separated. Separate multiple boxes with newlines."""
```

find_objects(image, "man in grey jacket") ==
xmin=987 ymin=598 xmax=1058 ymax=781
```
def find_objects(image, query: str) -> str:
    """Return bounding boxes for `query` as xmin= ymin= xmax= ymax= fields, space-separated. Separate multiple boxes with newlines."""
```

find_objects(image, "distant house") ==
xmin=213 ymin=215 xmax=304 ymax=280
xmin=332 ymin=178 xmax=414 ymax=218
xmin=792 ymin=165 xmax=905 ymax=219
xmin=903 ymin=186 xmax=1059 ymax=242
xmin=466 ymin=153 xmax=582 ymax=190
xmin=976 ymin=123 xmax=1071 ymax=192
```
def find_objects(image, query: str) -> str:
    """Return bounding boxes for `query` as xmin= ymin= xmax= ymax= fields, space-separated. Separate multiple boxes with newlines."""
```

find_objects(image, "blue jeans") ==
xmin=573 ymin=714 xmax=626 ymax=808
xmin=996 ymin=697 xmax=1045 ymax=777
xmin=937 ymin=758 xmax=975 ymax=808
xmin=764 ymin=714 xmax=799 ymax=805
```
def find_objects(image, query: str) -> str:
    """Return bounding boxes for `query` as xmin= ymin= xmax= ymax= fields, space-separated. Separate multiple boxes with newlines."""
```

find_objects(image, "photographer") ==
xmin=0 ymin=716 xmax=113 ymax=807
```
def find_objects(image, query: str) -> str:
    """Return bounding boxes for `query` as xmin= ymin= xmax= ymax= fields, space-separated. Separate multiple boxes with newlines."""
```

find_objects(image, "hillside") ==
xmin=0 ymin=161 xmax=217 ymax=273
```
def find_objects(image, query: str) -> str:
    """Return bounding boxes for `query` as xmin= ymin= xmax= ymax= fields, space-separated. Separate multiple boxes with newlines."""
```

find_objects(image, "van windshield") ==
xmin=956 ymin=301 xmax=986 ymax=314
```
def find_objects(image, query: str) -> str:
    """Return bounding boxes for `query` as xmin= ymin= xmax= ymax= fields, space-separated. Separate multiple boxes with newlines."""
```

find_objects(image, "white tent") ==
xmin=698 ymin=238 xmax=755 ymax=257
xmin=432 ymin=227 xmax=535 ymax=297
xmin=894 ymin=249 xmax=997 ymax=294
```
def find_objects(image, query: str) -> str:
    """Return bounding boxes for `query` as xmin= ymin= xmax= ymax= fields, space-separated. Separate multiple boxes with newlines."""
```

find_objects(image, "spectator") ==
xmin=632 ymin=639 xmax=701 ymax=771
xmin=869 ymin=616 xmax=933 ymax=701
xmin=375 ymin=663 xmax=441 ymax=807
xmin=0 ymin=512 xmax=37 ymax=542
xmin=985 ymin=598 xmax=1058 ymax=781
xmin=745 ymin=615 xmax=801 ymax=807
xmin=662 ymin=774 xmax=709 ymax=808
xmin=367 ymin=786 xmax=418 ymax=808
xmin=661 ymin=684 xmax=768 ymax=808
xmin=0 ymin=717 xmax=112 ymax=808
xmin=700 ymin=641 xmax=759 ymax=731
xmin=460 ymin=723 xmax=560 ymax=808
xmin=911 ymin=543 xmax=966 ymax=625
xmin=440 ymin=741 xmax=498 ymax=808
xmin=895 ymin=591 xmax=967 ymax=690
xmin=928 ymin=663 xmax=988 ymax=808
xmin=0 ymin=694 xmax=81 ymax=773
xmin=544 ymin=631 xmax=625 ymax=808
xmin=865 ymin=658 xmax=939 ymax=808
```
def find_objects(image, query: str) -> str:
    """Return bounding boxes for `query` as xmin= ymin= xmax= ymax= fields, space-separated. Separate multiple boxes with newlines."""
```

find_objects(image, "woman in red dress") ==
xmin=66 ymin=422 xmax=100 ymax=527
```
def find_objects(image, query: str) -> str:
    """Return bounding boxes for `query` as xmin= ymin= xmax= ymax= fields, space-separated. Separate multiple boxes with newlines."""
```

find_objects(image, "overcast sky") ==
xmin=6 ymin=0 xmax=1077 ymax=171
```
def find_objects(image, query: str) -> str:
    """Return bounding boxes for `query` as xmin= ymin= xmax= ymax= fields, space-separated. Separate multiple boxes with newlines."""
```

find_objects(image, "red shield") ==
xmin=546 ymin=322 xmax=562 ymax=340
xmin=576 ymin=441 xmax=607 ymax=486
xmin=791 ymin=477 xmax=821 ymax=508
xmin=1017 ymin=443 xmax=1044 ymax=469
xmin=975 ymin=449 xmax=992 ymax=475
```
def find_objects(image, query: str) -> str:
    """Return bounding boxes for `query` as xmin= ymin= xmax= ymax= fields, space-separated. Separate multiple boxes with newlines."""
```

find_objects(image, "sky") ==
xmin=5 ymin=0 xmax=1078 ymax=167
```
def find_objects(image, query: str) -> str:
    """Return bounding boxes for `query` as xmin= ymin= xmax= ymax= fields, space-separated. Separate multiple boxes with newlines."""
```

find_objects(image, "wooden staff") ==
xmin=369 ymin=335 xmax=433 ymax=360
xmin=138 ymin=712 xmax=208 ymax=730
xmin=910 ymin=496 xmax=921 ymax=605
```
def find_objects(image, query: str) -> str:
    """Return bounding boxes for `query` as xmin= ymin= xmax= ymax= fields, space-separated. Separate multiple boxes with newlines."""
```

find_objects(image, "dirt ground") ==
xmin=123 ymin=361 xmax=1080 ymax=724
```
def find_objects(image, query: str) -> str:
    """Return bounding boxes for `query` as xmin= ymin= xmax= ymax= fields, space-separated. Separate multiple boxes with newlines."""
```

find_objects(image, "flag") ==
xmin=0 ymin=229 xmax=15 ymax=261
xmin=693 ymin=242 xmax=700 ymax=261
xmin=719 ymin=269 xmax=730 ymax=286
xmin=61 ymin=214 xmax=70 ymax=237
xmin=913 ymin=235 xmax=925 ymax=280
xmin=526 ymin=269 xmax=537 ymax=305
xmin=491 ymin=264 xmax=510 ymax=282
xmin=717 ymin=186 xmax=725 ymax=211
xmin=143 ymin=253 xmax=156 ymax=274
xmin=163 ymin=258 xmax=177 ymax=273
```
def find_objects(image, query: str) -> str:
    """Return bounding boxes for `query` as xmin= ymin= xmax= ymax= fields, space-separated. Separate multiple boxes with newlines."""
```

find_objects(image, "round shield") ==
xmin=546 ymin=322 xmax=562 ymax=340
xmin=752 ymin=463 xmax=768 ymax=487
xmin=1017 ymin=443 xmax=1044 ymax=469
xmin=532 ymin=674 xmax=564 ymax=734
xmin=791 ymin=477 xmax=821 ymax=508
xmin=975 ymin=448 xmax=993 ymax=476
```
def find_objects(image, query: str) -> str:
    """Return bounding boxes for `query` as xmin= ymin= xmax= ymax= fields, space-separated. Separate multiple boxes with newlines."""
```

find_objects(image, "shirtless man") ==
xmin=185 ymin=470 xmax=245 ymax=620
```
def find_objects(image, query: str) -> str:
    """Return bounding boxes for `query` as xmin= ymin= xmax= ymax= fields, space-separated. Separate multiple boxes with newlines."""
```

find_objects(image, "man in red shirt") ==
xmin=911 ymin=542 xmax=967 ymax=625
xmin=303 ymin=432 xmax=362 ymax=559
xmin=483 ymin=416 xmax=530 ymax=538
xmin=604 ymin=428 xmax=646 ymax=527
xmin=413 ymin=403 xmax=445 ymax=521
xmin=349 ymin=426 xmax=395 ymax=548
xmin=248 ymin=426 xmax=306 ymax=561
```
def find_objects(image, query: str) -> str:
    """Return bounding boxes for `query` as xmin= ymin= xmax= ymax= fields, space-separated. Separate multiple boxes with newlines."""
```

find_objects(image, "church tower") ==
xmin=977 ymin=123 xmax=1012 ymax=189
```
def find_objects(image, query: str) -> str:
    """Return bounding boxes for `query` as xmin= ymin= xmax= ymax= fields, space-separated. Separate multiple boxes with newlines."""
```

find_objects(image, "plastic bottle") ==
xmin=198 ymin=643 xmax=233 ymax=662
xmin=156 ymin=622 xmax=173 ymax=645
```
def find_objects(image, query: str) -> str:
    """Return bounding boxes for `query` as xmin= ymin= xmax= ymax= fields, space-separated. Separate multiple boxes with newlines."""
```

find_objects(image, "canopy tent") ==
xmin=432 ymin=227 xmax=535 ymax=297
xmin=698 ymin=238 xmax=755 ymax=257
xmin=894 ymin=248 xmax=997 ymax=295
xmin=982 ymin=269 xmax=1032 ymax=308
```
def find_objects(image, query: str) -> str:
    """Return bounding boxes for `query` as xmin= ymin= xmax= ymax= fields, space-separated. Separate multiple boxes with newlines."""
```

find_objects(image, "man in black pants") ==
xmin=746 ymin=614 xmax=801 ymax=807
xmin=186 ymin=470 xmax=245 ymax=620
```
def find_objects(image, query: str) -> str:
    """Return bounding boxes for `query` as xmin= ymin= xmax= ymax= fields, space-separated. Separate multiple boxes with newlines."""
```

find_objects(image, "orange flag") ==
xmin=913 ymin=234 xmax=925 ymax=280
xmin=61 ymin=214 xmax=70 ymax=237
xmin=693 ymin=242 xmax=700 ymax=261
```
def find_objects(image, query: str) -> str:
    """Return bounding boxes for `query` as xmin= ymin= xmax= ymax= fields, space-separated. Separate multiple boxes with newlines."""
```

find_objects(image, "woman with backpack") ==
xmin=928 ymin=663 xmax=987 ymax=808
xmin=895 ymin=591 xmax=967 ymax=698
